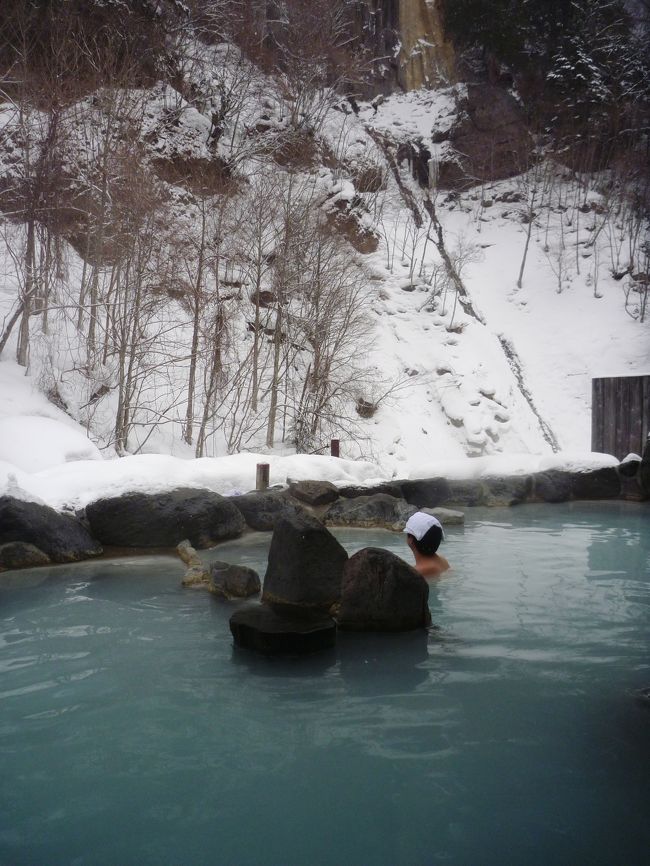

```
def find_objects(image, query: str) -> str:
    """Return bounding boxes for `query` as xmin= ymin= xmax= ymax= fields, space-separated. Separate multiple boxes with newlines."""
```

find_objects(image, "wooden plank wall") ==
xmin=592 ymin=375 xmax=650 ymax=459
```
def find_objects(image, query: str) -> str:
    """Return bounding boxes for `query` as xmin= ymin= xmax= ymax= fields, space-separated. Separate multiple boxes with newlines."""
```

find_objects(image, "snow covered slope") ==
xmin=0 ymin=41 xmax=648 ymax=485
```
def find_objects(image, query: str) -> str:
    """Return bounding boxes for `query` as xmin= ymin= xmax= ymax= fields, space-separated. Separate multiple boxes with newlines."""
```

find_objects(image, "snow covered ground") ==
xmin=0 ymin=397 xmax=619 ymax=513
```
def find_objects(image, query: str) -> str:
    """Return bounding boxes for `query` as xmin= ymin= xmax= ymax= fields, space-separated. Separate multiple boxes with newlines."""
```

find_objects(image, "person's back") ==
xmin=403 ymin=512 xmax=450 ymax=578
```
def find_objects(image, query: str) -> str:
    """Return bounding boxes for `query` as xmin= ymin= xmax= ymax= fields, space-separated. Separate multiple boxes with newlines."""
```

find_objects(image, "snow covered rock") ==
xmin=333 ymin=548 xmax=431 ymax=632
xmin=324 ymin=493 xmax=416 ymax=531
xmin=0 ymin=496 xmax=102 ymax=569
xmin=85 ymin=488 xmax=245 ymax=549
xmin=262 ymin=513 xmax=348 ymax=612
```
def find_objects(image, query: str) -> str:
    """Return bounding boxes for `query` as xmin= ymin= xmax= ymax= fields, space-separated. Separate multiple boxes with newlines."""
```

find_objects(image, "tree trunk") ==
xmin=16 ymin=218 xmax=36 ymax=367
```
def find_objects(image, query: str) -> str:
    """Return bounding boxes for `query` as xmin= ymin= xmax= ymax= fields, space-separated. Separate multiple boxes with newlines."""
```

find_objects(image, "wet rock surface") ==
xmin=86 ymin=488 xmax=244 ymax=548
xmin=0 ymin=496 xmax=102 ymax=569
xmin=333 ymin=547 xmax=431 ymax=632
xmin=230 ymin=605 xmax=336 ymax=655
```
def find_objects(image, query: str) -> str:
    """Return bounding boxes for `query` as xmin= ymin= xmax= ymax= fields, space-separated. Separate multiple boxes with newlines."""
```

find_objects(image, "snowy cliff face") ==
xmin=0 ymin=7 xmax=648 ymax=476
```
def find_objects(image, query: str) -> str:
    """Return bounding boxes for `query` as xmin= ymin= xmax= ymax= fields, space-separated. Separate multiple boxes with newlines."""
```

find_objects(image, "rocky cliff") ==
xmin=398 ymin=0 xmax=455 ymax=90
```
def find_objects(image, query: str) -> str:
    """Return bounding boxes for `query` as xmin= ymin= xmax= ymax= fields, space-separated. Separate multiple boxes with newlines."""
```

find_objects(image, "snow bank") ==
xmin=0 ymin=452 xmax=387 ymax=512
xmin=409 ymin=452 xmax=619 ymax=481
xmin=0 ymin=416 xmax=102 ymax=472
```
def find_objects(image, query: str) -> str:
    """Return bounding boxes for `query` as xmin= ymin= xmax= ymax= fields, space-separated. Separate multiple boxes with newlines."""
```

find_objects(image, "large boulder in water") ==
xmin=0 ymin=508 xmax=92 ymax=568
xmin=262 ymin=513 xmax=348 ymax=611
xmin=85 ymin=488 xmax=244 ymax=548
xmin=0 ymin=496 xmax=102 ymax=569
xmin=230 ymin=605 xmax=336 ymax=655
xmin=333 ymin=547 xmax=431 ymax=632
xmin=209 ymin=562 xmax=261 ymax=600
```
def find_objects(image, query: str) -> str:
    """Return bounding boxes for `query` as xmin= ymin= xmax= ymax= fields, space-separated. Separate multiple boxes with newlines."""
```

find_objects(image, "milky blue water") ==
xmin=1 ymin=502 xmax=650 ymax=866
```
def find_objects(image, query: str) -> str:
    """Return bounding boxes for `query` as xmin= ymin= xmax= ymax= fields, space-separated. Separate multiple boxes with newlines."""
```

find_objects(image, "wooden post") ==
xmin=330 ymin=438 xmax=340 ymax=457
xmin=256 ymin=462 xmax=270 ymax=491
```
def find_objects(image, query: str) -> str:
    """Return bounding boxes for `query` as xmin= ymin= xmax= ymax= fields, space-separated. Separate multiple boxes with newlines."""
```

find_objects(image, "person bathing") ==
xmin=404 ymin=512 xmax=450 ymax=578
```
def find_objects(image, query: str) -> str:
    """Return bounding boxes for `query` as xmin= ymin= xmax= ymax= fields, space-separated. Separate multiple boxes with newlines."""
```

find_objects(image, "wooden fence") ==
xmin=591 ymin=375 xmax=650 ymax=459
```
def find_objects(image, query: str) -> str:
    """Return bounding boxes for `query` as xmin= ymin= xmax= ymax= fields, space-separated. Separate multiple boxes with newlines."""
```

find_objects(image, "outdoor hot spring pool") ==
xmin=1 ymin=502 xmax=650 ymax=866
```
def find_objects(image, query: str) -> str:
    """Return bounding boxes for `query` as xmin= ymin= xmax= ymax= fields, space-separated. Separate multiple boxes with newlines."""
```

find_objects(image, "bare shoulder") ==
xmin=416 ymin=555 xmax=450 ymax=578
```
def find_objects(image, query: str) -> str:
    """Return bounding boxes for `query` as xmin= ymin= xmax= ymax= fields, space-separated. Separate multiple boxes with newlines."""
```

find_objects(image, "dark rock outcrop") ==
xmin=230 ymin=605 xmax=336 ymax=655
xmin=86 ymin=488 xmax=244 ymax=548
xmin=230 ymin=491 xmax=307 ymax=531
xmin=437 ymin=84 xmax=532 ymax=189
xmin=333 ymin=547 xmax=431 ymax=632
xmin=288 ymin=480 xmax=339 ymax=507
xmin=262 ymin=513 xmax=348 ymax=611
xmin=324 ymin=493 xmax=415 ymax=530
xmin=0 ymin=496 xmax=102 ymax=569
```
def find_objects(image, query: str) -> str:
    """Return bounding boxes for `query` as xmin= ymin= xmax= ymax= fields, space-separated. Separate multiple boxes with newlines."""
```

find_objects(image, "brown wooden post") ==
xmin=256 ymin=462 xmax=270 ymax=490
xmin=330 ymin=438 xmax=340 ymax=457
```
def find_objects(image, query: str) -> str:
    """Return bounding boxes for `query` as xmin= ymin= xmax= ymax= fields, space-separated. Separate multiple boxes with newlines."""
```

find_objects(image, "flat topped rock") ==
xmin=230 ymin=605 xmax=336 ymax=655
xmin=86 ymin=487 xmax=244 ymax=548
